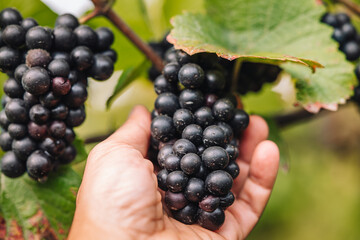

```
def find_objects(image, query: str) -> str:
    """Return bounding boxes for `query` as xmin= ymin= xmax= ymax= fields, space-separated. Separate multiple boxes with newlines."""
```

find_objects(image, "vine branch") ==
xmin=80 ymin=1 xmax=164 ymax=71
xmin=335 ymin=0 xmax=360 ymax=17
xmin=273 ymin=109 xmax=318 ymax=128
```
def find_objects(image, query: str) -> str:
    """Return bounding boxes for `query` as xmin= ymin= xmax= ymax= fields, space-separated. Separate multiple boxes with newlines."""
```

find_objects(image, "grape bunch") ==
xmin=220 ymin=60 xmax=281 ymax=95
xmin=321 ymin=12 xmax=360 ymax=107
xmin=321 ymin=12 xmax=360 ymax=61
xmin=150 ymin=49 xmax=250 ymax=230
xmin=0 ymin=8 xmax=116 ymax=181
xmin=147 ymin=35 xmax=281 ymax=95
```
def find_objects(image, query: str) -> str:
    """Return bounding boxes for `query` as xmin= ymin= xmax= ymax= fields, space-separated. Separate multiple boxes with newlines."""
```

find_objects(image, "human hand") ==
xmin=68 ymin=105 xmax=279 ymax=240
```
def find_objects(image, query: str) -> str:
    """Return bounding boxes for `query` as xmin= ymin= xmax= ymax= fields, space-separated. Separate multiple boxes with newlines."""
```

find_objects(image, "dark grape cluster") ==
xmin=220 ymin=60 xmax=281 ymax=95
xmin=150 ymin=49 xmax=250 ymax=230
xmin=321 ymin=12 xmax=360 ymax=107
xmin=321 ymin=12 xmax=360 ymax=61
xmin=0 ymin=8 xmax=116 ymax=181
xmin=148 ymin=35 xmax=281 ymax=95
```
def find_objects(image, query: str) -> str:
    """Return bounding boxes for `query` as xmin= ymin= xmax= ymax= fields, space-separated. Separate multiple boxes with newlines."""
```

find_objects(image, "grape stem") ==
xmin=231 ymin=59 xmax=242 ymax=91
xmin=79 ymin=2 xmax=164 ymax=71
xmin=335 ymin=0 xmax=360 ymax=16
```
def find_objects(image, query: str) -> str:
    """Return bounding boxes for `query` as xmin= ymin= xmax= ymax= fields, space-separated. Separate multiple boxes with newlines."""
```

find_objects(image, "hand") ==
xmin=68 ymin=106 xmax=279 ymax=240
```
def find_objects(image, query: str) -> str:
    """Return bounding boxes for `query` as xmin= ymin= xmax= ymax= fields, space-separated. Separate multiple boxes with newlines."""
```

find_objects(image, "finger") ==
xmin=106 ymin=105 xmax=151 ymax=157
xmin=228 ymin=140 xmax=279 ymax=238
xmin=231 ymin=115 xmax=269 ymax=195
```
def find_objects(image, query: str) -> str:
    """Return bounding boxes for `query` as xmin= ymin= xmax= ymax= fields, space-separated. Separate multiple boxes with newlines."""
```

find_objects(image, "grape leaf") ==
xmin=0 ymin=168 xmax=81 ymax=239
xmin=168 ymin=0 xmax=356 ymax=111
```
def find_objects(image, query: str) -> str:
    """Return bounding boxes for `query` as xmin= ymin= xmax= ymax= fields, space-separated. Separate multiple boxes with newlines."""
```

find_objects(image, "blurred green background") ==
xmin=1 ymin=0 xmax=360 ymax=239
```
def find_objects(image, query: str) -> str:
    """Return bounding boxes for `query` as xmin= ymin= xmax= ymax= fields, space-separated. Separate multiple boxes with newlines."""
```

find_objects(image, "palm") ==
xmin=69 ymin=106 xmax=279 ymax=240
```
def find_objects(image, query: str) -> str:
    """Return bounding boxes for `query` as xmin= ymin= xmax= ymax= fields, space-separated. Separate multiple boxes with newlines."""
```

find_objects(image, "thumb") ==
xmin=105 ymin=105 xmax=151 ymax=156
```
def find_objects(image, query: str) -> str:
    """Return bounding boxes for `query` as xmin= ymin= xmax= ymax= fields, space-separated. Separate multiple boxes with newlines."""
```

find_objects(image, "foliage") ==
xmin=168 ymin=0 xmax=356 ymax=112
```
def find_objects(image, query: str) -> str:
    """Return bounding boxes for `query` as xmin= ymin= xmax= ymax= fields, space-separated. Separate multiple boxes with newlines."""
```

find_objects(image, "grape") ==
xmin=151 ymin=115 xmax=176 ymax=142
xmin=202 ymin=146 xmax=229 ymax=170
xmin=178 ymin=63 xmax=204 ymax=89
xmin=341 ymin=23 xmax=357 ymax=41
xmin=199 ymin=195 xmax=220 ymax=212
xmin=157 ymin=169 xmax=169 ymax=191
xmin=89 ymin=54 xmax=114 ymax=80
xmin=74 ymin=25 xmax=98 ymax=50
xmin=48 ymin=59 xmax=70 ymax=78
xmin=212 ymin=98 xmax=235 ymax=122
xmin=205 ymin=170 xmax=233 ymax=196
xmin=96 ymin=27 xmax=114 ymax=51
xmin=53 ymin=26 xmax=76 ymax=51
xmin=71 ymin=46 xmax=94 ymax=71
xmin=26 ymin=150 xmax=52 ymax=180
xmin=225 ymin=161 xmax=240 ymax=179
xmin=21 ymin=18 xmax=38 ymax=32
xmin=4 ymin=77 xmax=24 ymax=98
xmin=59 ymin=145 xmax=77 ymax=164
xmin=0 ymin=132 xmax=13 ymax=151
xmin=172 ymin=203 xmax=198 ymax=224
xmin=55 ymin=14 xmax=79 ymax=30
xmin=26 ymin=49 xmax=51 ymax=68
xmin=52 ymin=77 xmax=71 ymax=96
xmin=0 ymin=46 xmax=20 ymax=72
xmin=8 ymin=123 xmax=27 ymax=139
xmin=22 ymin=67 xmax=51 ymax=95
xmin=0 ymin=8 xmax=22 ymax=28
xmin=204 ymin=70 xmax=226 ymax=93
xmin=181 ymin=124 xmax=203 ymax=146
xmin=5 ymin=98 xmax=28 ymax=123
xmin=164 ymin=154 xmax=181 ymax=172
xmin=0 ymin=151 xmax=26 ymax=178
xmin=219 ymin=191 xmax=235 ymax=210
xmin=203 ymin=125 xmax=227 ymax=148
xmin=154 ymin=75 xmax=178 ymax=94
xmin=173 ymin=139 xmax=197 ymax=157
xmin=101 ymin=49 xmax=117 ymax=62
xmin=184 ymin=178 xmax=205 ymax=202
xmin=197 ymin=208 xmax=225 ymax=231
xmin=155 ymin=92 xmax=180 ymax=116
xmin=163 ymin=62 xmax=180 ymax=83
xmin=179 ymin=89 xmax=204 ymax=112
xmin=12 ymin=137 xmax=37 ymax=160
xmin=66 ymin=107 xmax=86 ymax=127
xmin=173 ymin=109 xmax=195 ymax=132
xmin=25 ymin=26 xmax=52 ymax=50
xmin=180 ymin=153 xmax=201 ymax=175
xmin=2 ymin=24 xmax=25 ymax=48
xmin=165 ymin=191 xmax=188 ymax=210
xmin=166 ymin=170 xmax=189 ymax=192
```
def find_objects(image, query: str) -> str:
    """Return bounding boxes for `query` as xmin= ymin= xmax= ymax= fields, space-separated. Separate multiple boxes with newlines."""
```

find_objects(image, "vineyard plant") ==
xmin=0 ymin=0 xmax=359 ymax=239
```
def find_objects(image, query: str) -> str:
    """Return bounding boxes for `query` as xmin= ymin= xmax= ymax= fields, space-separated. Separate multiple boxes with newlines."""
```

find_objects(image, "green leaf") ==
xmin=168 ymin=1 xmax=323 ymax=71
xmin=168 ymin=0 xmax=356 ymax=111
xmin=106 ymin=60 xmax=151 ymax=109
xmin=0 ymin=167 xmax=81 ymax=239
